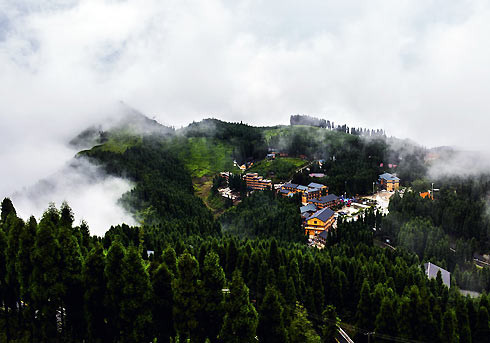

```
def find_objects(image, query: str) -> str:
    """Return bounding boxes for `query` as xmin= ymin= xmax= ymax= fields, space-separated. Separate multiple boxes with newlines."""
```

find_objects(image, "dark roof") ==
xmin=308 ymin=182 xmax=325 ymax=189
xmin=311 ymin=194 xmax=339 ymax=204
xmin=283 ymin=183 xmax=298 ymax=189
xmin=424 ymin=262 xmax=450 ymax=287
xmin=318 ymin=230 xmax=328 ymax=239
xmin=308 ymin=207 xmax=335 ymax=222
xmin=305 ymin=188 xmax=320 ymax=194
xmin=300 ymin=204 xmax=317 ymax=214
xmin=379 ymin=173 xmax=400 ymax=181
xmin=279 ymin=189 xmax=290 ymax=194
xmin=297 ymin=185 xmax=308 ymax=191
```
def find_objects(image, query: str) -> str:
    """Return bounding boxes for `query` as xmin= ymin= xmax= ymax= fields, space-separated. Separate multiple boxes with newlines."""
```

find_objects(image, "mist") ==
xmin=10 ymin=157 xmax=136 ymax=236
xmin=3 ymin=0 xmax=490 ymax=233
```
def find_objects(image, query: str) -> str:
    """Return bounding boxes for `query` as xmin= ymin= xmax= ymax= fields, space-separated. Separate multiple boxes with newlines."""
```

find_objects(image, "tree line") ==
xmin=2 ymin=199 xmax=490 ymax=342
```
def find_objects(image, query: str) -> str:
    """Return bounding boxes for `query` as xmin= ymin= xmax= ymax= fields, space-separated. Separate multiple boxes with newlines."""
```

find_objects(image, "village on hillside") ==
xmin=216 ymin=153 xmax=402 ymax=247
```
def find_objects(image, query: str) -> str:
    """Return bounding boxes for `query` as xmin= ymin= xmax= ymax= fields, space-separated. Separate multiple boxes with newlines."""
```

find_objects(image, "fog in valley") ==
xmin=2 ymin=0 xmax=490 ymax=233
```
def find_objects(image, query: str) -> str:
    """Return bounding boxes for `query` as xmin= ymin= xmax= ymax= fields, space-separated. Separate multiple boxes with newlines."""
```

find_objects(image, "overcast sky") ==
xmin=2 ymin=0 xmax=490 ymax=227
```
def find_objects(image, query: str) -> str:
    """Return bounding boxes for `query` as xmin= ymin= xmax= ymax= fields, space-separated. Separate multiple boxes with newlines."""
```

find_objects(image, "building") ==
xmin=420 ymin=191 xmax=433 ymax=200
xmin=302 ymin=188 xmax=322 ymax=204
xmin=243 ymin=173 xmax=272 ymax=191
xmin=308 ymin=182 xmax=328 ymax=192
xmin=379 ymin=173 xmax=400 ymax=191
xmin=279 ymin=188 xmax=293 ymax=197
xmin=308 ymin=194 xmax=340 ymax=209
xmin=300 ymin=203 xmax=317 ymax=218
xmin=282 ymin=183 xmax=299 ymax=192
xmin=424 ymin=262 xmax=450 ymax=288
xmin=309 ymin=173 xmax=325 ymax=178
xmin=220 ymin=171 xmax=231 ymax=181
xmin=304 ymin=207 xmax=335 ymax=237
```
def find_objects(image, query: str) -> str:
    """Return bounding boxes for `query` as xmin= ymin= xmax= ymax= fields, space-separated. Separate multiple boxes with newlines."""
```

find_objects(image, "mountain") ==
xmin=1 ymin=113 xmax=489 ymax=343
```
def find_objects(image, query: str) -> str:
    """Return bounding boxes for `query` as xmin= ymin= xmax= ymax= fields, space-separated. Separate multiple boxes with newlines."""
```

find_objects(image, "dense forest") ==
xmin=1 ymin=117 xmax=490 ymax=342
xmin=382 ymin=176 xmax=490 ymax=293
xmin=2 ymin=199 xmax=490 ymax=342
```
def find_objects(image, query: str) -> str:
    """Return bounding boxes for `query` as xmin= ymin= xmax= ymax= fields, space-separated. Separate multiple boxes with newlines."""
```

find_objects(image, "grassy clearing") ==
xmin=180 ymin=137 xmax=235 ymax=178
xmin=248 ymin=157 xmax=307 ymax=182
xmin=89 ymin=131 xmax=142 ymax=154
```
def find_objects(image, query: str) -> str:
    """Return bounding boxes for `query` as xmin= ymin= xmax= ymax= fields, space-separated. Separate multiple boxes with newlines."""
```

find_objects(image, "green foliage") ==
xmin=172 ymin=252 xmax=201 ymax=341
xmin=257 ymin=285 xmax=288 ymax=343
xmin=220 ymin=271 xmax=258 ymax=343
xmin=321 ymin=305 xmax=340 ymax=343
xmin=220 ymin=191 xmax=304 ymax=242
xmin=289 ymin=302 xmax=321 ymax=343
xmin=248 ymin=157 xmax=307 ymax=182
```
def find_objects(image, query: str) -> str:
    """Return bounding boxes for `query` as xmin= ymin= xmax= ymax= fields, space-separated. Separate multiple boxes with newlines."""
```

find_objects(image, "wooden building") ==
xmin=304 ymin=207 xmax=335 ymax=237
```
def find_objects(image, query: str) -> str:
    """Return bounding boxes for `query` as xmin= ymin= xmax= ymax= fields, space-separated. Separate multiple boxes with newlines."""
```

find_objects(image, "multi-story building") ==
xmin=308 ymin=194 xmax=340 ymax=209
xmin=304 ymin=207 xmax=335 ymax=237
xmin=379 ymin=173 xmax=400 ymax=191
xmin=243 ymin=173 xmax=272 ymax=191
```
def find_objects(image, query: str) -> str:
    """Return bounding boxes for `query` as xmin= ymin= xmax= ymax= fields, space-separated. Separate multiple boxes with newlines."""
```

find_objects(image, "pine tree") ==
xmin=120 ymin=246 xmax=153 ymax=342
xmin=355 ymin=280 xmax=373 ymax=339
xmin=289 ymin=302 xmax=321 ymax=343
xmin=375 ymin=297 xmax=398 ymax=338
xmin=200 ymin=251 xmax=225 ymax=342
xmin=31 ymin=211 xmax=63 ymax=341
xmin=257 ymin=285 xmax=288 ymax=343
xmin=83 ymin=243 xmax=108 ymax=343
xmin=321 ymin=305 xmax=340 ymax=343
xmin=474 ymin=306 xmax=490 ymax=343
xmin=440 ymin=309 xmax=458 ymax=343
xmin=58 ymin=225 xmax=84 ymax=340
xmin=0 ymin=197 xmax=16 ymax=225
xmin=104 ymin=240 xmax=126 ymax=342
xmin=162 ymin=246 xmax=177 ymax=275
xmin=220 ymin=271 xmax=258 ymax=343
xmin=152 ymin=262 xmax=174 ymax=343
xmin=173 ymin=251 xmax=202 ymax=341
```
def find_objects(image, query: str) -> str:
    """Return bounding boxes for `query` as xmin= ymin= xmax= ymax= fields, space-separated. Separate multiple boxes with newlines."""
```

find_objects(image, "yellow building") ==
xmin=379 ymin=173 xmax=400 ymax=192
xmin=304 ymin=207 xmax=335 ymax=237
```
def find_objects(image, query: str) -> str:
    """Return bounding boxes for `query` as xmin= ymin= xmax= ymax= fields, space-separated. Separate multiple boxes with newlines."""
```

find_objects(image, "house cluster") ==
xmin=378 ymin=172 xmax=400 ymax=192
xmin=278 ymin=182 xmax=329 ymax=204
xmin=278 ymin=182 xmax=341 ymax=238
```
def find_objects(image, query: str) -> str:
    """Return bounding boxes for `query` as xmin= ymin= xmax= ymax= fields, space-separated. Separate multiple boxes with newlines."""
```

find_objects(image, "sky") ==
xmin=1 ymin=0 xmax=490 ymax=232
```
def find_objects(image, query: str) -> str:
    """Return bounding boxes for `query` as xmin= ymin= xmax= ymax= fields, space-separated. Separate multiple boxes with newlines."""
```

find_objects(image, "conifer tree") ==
xmin=200 ymin=251 xmax=225 ymax=342
xmin=31 ymin=210 xmax=63 ymax=341
xmin=163 ymin=246 xmax=177 ymax=275
xmin=105 ymin=240 xmax=126 ymax=342
xmin=257 ymin=285 xmax=288 ymax=343
xmin=355 ymin=280 xmax=373 ymax=337
xmin=474 ymin=306 xmax=490 ymax=343
xmin=321 ymin=305 xmax=340 ymax=343
xmin=152 ymin=262 xmax=174 ymax=343
xmin=375 ymin=297 xmax=398 ymax=338
xmin=173 ymin=251 xmax=202 ymax=341
xmin=58 ymin=225 xmax=84 ymax=339
xmin=289 ymin=302 xmax=321 ymax=343
xmin=0 ymin=197 xmax=16 ymax=225
xmin=440 ymin=309 xmax=459 ymax=343
xmin=120 ymin=246 xmax=153 ymax=342
xmin=220 ymin=271 xmax=258 ymax=343
xmin=83 ymin=243 xmax=108 ymax=343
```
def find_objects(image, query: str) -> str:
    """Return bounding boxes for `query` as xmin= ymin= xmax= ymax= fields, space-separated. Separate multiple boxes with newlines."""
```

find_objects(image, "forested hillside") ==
xmin=1 ymin=117 xmax=490 ymax=342
xmin=2 ymin=199 xmax=490 ymax=342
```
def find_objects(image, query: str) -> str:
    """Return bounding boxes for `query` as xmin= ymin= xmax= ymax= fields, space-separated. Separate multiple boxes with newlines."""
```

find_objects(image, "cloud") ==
xmin=10 ymin=157 xmax=136 ymax=236
xmin=2 ymin=0 xmax=490 ymax=229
